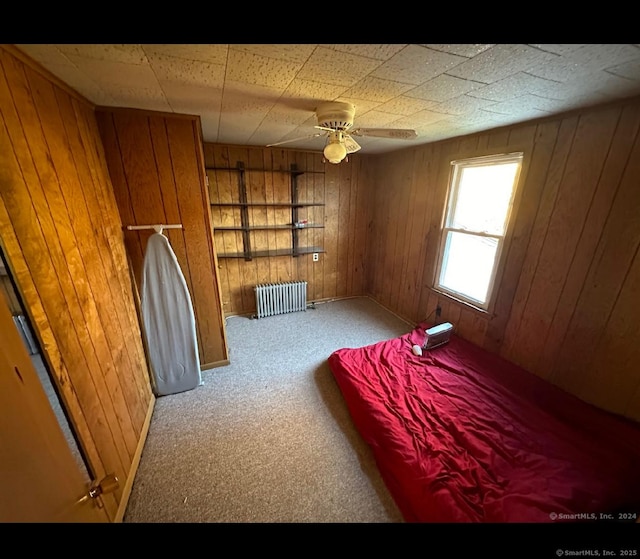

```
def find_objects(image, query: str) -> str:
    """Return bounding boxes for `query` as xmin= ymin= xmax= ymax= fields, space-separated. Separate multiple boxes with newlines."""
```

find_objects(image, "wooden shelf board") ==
xmin=217 ymin=247 xmax=325 ymax=259
xmin=206 ymin=167 xmax=325 ymax=174
xmin=214 ymin=224 xmax=324 ymax=231
xmin=211 ymin=202 xmax=324 ymax=207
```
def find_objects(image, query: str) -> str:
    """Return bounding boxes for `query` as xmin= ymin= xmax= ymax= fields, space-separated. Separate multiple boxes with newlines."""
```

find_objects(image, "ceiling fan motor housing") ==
xmin=316 ymin=101 xmax=355 ymax=131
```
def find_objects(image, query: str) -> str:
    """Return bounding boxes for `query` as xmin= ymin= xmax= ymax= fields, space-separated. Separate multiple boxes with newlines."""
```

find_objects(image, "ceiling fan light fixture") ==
xmin=266 ymin=101 xmax=415 ymax=157
xmin=323 ymin=131 xmax=348 ymax=164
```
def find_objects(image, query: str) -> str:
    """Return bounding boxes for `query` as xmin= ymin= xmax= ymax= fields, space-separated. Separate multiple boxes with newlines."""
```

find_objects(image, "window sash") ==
xmin=435 ymin=152 xmax=522 ymax=310
xmin=437 ymin=229 xmax=502 ymax=308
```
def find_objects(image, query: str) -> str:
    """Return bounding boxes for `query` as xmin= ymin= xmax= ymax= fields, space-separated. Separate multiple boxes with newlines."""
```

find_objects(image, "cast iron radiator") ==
xmin=254 ymin=281 xmax=307 ymax=319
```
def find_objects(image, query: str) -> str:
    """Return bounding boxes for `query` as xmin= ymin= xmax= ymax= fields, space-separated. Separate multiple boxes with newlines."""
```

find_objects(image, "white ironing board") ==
xmin=140 ymin=231 xmax=201 ymax=396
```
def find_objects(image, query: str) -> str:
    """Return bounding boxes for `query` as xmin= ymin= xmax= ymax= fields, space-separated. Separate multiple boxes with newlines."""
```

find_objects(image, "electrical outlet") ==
xmin=312 ymin=252 xmax=319 ymax=262
xmin=435 ymin=304 xmax=442 ymax=319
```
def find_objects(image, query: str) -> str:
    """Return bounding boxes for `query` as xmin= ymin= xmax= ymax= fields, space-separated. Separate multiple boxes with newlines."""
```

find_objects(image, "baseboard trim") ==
xmin=114 ymin=393 xmax=156 ymax=522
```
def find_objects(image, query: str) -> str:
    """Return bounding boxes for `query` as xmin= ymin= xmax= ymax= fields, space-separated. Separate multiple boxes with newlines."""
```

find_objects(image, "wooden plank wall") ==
xmin=365 ymin=96 xmax=640 ymax=422
xmin=203 ymin=144 xmax=372 ymax=316
xmin=95 ymin=108 xmax=229 ymax=369
xmin=1 ymin=272 xmax=21 ymax=313
xmin=0 ymin=45 xmax=153 ymax=520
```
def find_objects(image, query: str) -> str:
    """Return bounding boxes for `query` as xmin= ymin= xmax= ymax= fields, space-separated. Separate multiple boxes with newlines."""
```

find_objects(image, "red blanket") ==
xmin=328 ymin=324 xmax=640 ymax=522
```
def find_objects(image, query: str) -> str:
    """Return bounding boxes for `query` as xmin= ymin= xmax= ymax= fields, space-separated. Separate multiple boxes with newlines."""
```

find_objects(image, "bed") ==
xmin=328 ymin=322 xmax=640 ymax=523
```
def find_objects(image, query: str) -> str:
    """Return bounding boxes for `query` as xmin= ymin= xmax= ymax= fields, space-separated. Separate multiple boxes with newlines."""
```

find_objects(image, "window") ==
xmin=435 ymin=152 xmax=523 ymax=310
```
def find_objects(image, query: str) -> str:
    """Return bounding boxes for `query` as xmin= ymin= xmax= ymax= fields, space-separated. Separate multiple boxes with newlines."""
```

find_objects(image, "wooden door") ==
xmin=0 ymin=293 xmax=109 ymax=522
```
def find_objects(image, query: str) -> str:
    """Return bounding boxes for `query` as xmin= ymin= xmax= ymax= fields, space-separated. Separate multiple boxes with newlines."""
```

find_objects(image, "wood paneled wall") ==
xmin=366 ymin=96 xmax=640 ymax=422
xmin=1 ymin=273 xmax=21 ymax=313
xmin=96 ymin=109 xmax=229 ymax=368
xmin=0 ymin=45 xmax=153 ymax=520
xmin=203 ymin=144 xmax=372 ymax=316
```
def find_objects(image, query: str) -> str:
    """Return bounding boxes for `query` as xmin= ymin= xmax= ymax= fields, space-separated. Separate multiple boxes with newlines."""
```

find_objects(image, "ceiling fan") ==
xmin=266 ymin=101 xmax=418 ymax=164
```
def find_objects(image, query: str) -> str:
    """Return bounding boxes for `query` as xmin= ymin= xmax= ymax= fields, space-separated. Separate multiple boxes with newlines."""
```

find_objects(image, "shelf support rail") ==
xmin=291 ymin=163 xmax=299 ymax=256
xmin=236 ymin=161 xmax=252 ymax=261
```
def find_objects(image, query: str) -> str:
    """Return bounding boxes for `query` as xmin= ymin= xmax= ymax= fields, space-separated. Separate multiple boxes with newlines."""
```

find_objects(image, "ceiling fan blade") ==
xmin=349 ymin=128 xmax=417 ymax=140
xmin=343 ymin=135 xmax=361 ymax=154
xmin=267 ymin=132 xmax=325 ymax=147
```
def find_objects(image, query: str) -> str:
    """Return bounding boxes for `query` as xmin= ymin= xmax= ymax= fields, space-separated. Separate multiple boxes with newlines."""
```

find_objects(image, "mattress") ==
xmin=328 ymin=324 xmax=640 ymax=522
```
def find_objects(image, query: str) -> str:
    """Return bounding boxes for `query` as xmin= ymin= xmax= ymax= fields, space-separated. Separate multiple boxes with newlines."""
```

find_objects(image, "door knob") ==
xmin=77 ymin=473 xmax=119 ymax=508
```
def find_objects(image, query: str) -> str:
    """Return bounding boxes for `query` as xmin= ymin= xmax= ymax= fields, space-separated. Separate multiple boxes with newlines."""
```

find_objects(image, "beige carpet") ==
xmin=123 ymin=296 xmax=412 ymax=523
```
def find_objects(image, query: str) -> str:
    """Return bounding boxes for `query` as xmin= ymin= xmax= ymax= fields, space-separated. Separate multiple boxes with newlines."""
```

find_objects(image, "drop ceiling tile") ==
xmin=375 ymin=96 xmax=440 ymax=116
xmin=430 ymin=94 xmax=498 ymax=116
xmin=527 ymin=57 xmax=592 ymax=83
xmin=391 ymin=110 xmax=452 ymax=127
xmin=526 ymin=94 xmax=584 ymax=113
xmin=230 ymin=44 xmax=317 ymax=64
xmin=220 ymin=80 xmax=283 ymax=112
xmin=607 ymin=59 xmax=640 ymax=80
xmin=226 ymin=49 xmax=301 ymax=90
xmin=296 ymin=46 xmax=382 ymax=87
xmin=421 ymin=44 xmax=495 ymax=58
xmin=467 ymin=72 xmax=560 ymax=102
xmin=56 ymin=44 xmax=148 ymax=64
xmin=260 ymin=102 xmax=315 ymax=127
xmin=219 ymin=80 xmax=284 ymax=144
xmin=482 ymin=94 xmax=557 ymax=117
xmin=148 ymin=53 xmax=225 ymax=88
xmin=371 ymin=44 xmax=467 ymax=85
xmin=471 ymin=112 xmax=519 ymax=128
xmin=447 ymin=44 xmax=559 ymax=84
xmin=14 ymin=44 xmax=71 ymax=66
xmin=325 ymin=44 xmax=408 ymax=60
xmin=405 ymin=74 xmax=485 ymax=102
xmin=452 ymin=110 xmax=513 ymax=132
xmin=568 ymin=44 xmax=640 ymax=70
xmin=64 ymin=57 xmax=161 ymax=90
xmin=102 ymin=86 xmax=172 ymax=112
xmin=161 ymin=82 xmax=223 ymax=116
xmin=590 ymin=72 xmax=640 ymax=99
xmin=535 ymin=70 xmax=639 ymax=101
xmin=414 ymin=117 xmax=460 ymax=141
xmin=142 ymin=44 xmax=229 ymax=65
xmin=528 ymin=44 xmax=587 ymax=56
xmin=542 ymin=94 xmax=610 ymax=112
xmin=258 ymin=94 xmax=315 ymax=115
xmin=350 ymin=109 xmax=408 ymax=128
xmin=282 ymin=78 xmax=349 ymax=106
xmin=337 ymin=98 xmax=381 ymax=115
xmin=529 ymin=44 xmax=640 ymax=83
xmin=342 ymin=76 xmax=415 ymax=103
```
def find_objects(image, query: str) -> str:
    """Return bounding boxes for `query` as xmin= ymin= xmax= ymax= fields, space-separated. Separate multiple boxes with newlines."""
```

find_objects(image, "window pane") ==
xmin=439 ymin=231 xmax=498 ymax=304
xmin=450 ymin=162 xmax=519 ymax=235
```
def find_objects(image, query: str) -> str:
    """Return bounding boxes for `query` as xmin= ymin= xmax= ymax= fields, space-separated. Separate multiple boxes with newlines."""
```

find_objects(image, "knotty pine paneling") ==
xmin=0 ymin=45 xmax=153 ymax=521
xmin=365 ymin=96 xmax=640 ymax=421
xmin=202 ymin=144 xmax=372 ymax=316
xmin=95 ymin=108 xmax=229 ymax=369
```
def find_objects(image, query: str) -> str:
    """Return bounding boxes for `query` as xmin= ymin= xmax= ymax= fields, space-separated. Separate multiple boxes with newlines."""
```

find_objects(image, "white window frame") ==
xmin=434 ymin=152 xmax=523 ymax=311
